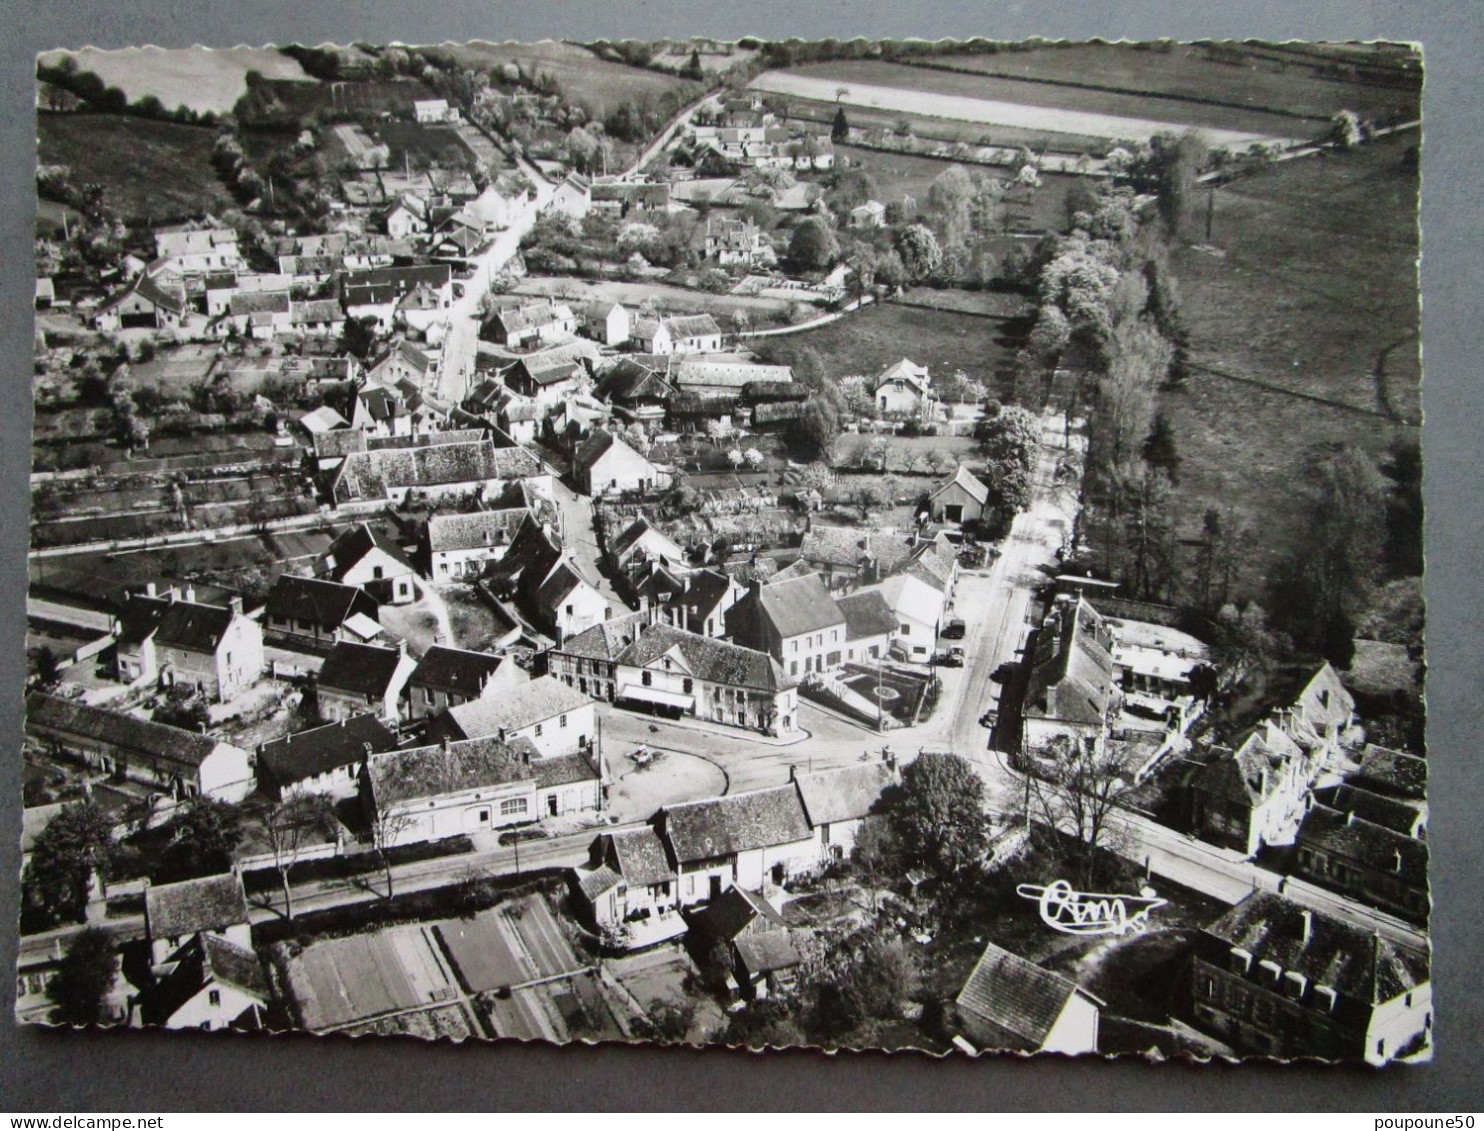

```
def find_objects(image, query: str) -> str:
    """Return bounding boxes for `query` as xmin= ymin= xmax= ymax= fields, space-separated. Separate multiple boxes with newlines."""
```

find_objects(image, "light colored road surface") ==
xmin=748 ymin=71 xmax=1297 ymax=149
xmin=433 ymin=155 xmax=554 ymax=408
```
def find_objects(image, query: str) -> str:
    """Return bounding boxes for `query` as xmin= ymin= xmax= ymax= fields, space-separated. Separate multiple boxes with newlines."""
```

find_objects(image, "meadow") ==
xmin=38 ymin=113 xmax=236 ymax=223
xmin=1160 ymin=129 xmax=1421 ymax=584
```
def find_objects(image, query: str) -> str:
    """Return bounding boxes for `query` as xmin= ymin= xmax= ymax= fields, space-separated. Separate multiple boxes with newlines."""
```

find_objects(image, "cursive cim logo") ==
xmin=1015 ymin=879 xmax=1167 ymax=937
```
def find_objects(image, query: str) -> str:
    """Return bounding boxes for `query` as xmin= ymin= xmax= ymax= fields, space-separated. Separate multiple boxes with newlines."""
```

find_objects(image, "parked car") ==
xmin=942 ymin=617 xmax=967 ymax=640
xmin=937 ymin=647 xmax=965 ymax=668
xmin=979 ymin=708 xmax=998 ymax=728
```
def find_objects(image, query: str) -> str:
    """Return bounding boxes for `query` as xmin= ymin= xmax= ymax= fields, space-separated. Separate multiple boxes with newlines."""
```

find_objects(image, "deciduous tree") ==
xmin=47 ymin=927 xmax=119 ymax=1027
xmin=251 ymin=793 xmax=337 ymax=920
xmin=23 ymin=802 xmax=115 ymax=927
xmin=890 ymin=752 xmax=988 ymax=877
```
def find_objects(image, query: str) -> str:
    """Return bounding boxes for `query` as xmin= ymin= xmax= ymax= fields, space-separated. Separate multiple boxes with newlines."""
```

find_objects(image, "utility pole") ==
xmin=1205 ymin=184 xmax=1215 ymax=243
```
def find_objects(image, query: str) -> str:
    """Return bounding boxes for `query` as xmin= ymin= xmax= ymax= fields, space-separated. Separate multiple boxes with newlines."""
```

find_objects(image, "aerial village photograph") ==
xmin=17 ymin=34 xmax=1427 ymax=1063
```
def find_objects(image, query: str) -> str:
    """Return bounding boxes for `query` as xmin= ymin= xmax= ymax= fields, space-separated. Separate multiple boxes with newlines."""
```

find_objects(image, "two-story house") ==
xmin=724 ymin=574 xmax=848 ymax=680
xmin=403 ymin=644 xmax=528 ymax=722
xmin=654 ymin=785 xmax=817 ymax=906
xmin=315 ymin=640 xmax=417 ymax=724
xmin=426 ymin=674 xmax=595 ymax=758
xmin=567 ymin=827 xmax=684 ymax=949
xmin=263 ymin=576 xmax=383 ymax=650
xmin=114 ymin=587 xmax=263 ymax=704
xmin=258 ymin=713 xmax=400 ymax=799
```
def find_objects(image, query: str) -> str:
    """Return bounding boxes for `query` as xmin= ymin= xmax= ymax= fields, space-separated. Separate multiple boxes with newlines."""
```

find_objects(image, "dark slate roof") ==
xmin=1190 ymin=725 xmax=1302 ymax=807
xmin=601 ymin=827 xmax=676 ymax=886
xmin=836 ymin=590 xmax=898 ymax=642
xmin=1297 ymin=805 xmax=1429 ymax=886
xmin=145 ymin=873 xmax=250 ymax=941
xmin=595 ymin=358 xmax=674 ymax=404
xmin=317 ymin=642 xmax=407 ymax=698
xmin=26 ymin=692 xmax=227 ymax=770
xmin=669 ymin=569 xmax=736 ymax=623
xmin=756 ymin=572 xmax=845 ymax=638
xmin=437 ymin=675 xmax=592 ymax=737
xmin=117 ymin=594 xmax=236 ymax=653
xmin=955 ymin=941 xmax=1092 ymax=1052
xmin=266 ymin=576 xmax=379 ymax=632
xmin=258 ymin=713 xmax=399 ymax=786
xmin=487 ymin=300 xmax=574 ymax=336
xmin=693 ymin=885 xmax=785 ymax=942
xmin=1204 ymin=893 xmax=1428 ymax=1004
xmin=1353 ymin=745 xmax=1427 ymax=802
xmin=323 ymin=523 xmax=414 ymax=579
xmin=793 ymin=763 xmax=894 ymax=828
xmin=228 ymin=290 xmax=290 ymax=317
xmin=1315 ymin=784 xmax=1425 ymax=837
xmin=574 ymin=429 xmax=646 ymax=474
xmin=618 ymin=624 xmax=791 ymax=693
xmin=365 ymin=736 xmax=542 ymax=806
xmin=556 ymin=612 xmax=649 ymax=661
xmin=665 ymin=313 xmax=721 ymax=340
xmin=409 ymin=645 xmax=511 ymax=695
xmin=342 ymin=264 xmax=451 ymax=307
xmin=660 ymin=785 xmax=812 ymax=863
xmin=1023 ymin=598 xmax=1116 ymax=727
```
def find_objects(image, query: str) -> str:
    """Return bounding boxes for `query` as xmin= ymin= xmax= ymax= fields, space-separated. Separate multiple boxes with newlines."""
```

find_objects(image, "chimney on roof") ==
xmin=1346 ymin=810 xmax=1356 ymax=826
xmin=789 ymin=763 xmax=797 ymax=782
xmin=1393 ymin=848 xmax=1404 ymax=874
xmin=184 ymin=586 xmax=196 ymax=604
xmin=1300 ymin=908 xmax=1313 ymax=945
xmin=145 ymin=582 xmax=157 ymax=598
xmin=229 ymin=595 xmax=244 ymax=616
xmin=441 ymin=736 xmax=451 ymax=753
xmin=166 ymin=588 xmax=178 ymax=604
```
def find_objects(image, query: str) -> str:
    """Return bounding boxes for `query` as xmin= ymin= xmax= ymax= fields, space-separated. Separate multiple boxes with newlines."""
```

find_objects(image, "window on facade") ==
xmin=683 ymin=678 xmax=693 ymax=694
xmin=500 ymin=798 xmax=527 ymax=816
xmin=535 ymin=723 xmax=543 ymax=737
xmin=560 ymin=714 xmax=568 ymax=727
xmin=901 ymin=624 xmax=910 ymax=634
xmin=424 ymin=687 xmax=434 ymax=704
xmin=791 ymin=640 xmax=798 ymax=653
xmin=642 ymin=671 xmax=652 ymax=687
xmin=209 ymin=990 xmax=221 ymax=1007
xmin=566 ymin=604 xmax=574 ymax=616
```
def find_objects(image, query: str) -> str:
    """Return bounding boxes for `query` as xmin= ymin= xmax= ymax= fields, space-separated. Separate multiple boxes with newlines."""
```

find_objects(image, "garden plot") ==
xmin=284 ymin=923 xmax=461 ymax=1032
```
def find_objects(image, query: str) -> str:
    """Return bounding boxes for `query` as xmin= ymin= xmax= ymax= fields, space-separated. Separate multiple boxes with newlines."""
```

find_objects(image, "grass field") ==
xmin=434 ymin=41 xmax=701 ymax=117
xmin=372 ymin=120 xmax=475 ymax=169
xmin=1160 ymin=129 xmax=1421 ymax=586
xmin=37 ymin=113 xmax=235 ymax=223
xmin=919 ymin=43 xmax=1420 ymax=126
xmin=39 ymin=46 xmax=315 ymax=115
xmin=761 ymin=60 xmax=1311 ymax=145
xmin=753 ymin=301 xmax=1028 ymax=400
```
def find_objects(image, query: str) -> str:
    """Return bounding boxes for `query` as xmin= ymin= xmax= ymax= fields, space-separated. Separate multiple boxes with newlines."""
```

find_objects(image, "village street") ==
xmin=431 ymin=154 xmax=554 ymax=408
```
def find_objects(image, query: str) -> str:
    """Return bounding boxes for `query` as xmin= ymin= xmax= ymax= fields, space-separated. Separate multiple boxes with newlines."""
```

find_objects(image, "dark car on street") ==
xmin=942 ymin=617 xmax=967 ymax=639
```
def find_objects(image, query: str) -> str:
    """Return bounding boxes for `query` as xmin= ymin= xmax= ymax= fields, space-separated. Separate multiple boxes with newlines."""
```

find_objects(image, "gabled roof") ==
xmin=117 ymin=594 xmax=236 ymax=653
xmin=145 ymin=873 xmax=249 ymax=942
xmin=426 ymin=507 xmax=531 ymax=554
xmin=793 ymin=763 xmax=894 ymax=828
xmin=610 ymin=516 xmax=685 ymax=565
xmin=1192 ymin=722 xmax=1304 ymax=806
xmin=618 ymin=624 xmax=791 ymax=693
xmin=1353 ymin=744 xmax=1427 ymax=802
xmin=265 ymin=576 xmax=379 ymax=632
xmin=799 ymin=526 xmax=874 ymax=570
xmin=26 ymin=692 xmax=230 ymax=770
xmin=600 ymin=827 xmax=676 ymax=886
xmin=1203 ymin=892 xmax=1428 ymax=1004
xmin=144 ymin=931 xmax=270 ymax=1027
xmin=364 ymin=735 xmax=542 ymax=807
xmin=865 ymin=573 xmax=946 ymax=628
xmin=333 ymin=439 xmax=535 ymax=502
xmin=955 ymin=941 xmax=1096 ymax=1052
xmin=259 ymin=713 xmax=399 ymax=786
xmin=574 ymin=864 xmax=623 ymax=902
xmin=734 ymin=929 xmax=807 ymax=976
xmin=556 ymin=611 xmax=649 ymax=661
xmin=574 ymin=429 xmax=654 ymax=476
xmin=342 ymin=264 xmax=452 ymax=308
xmin=1316 ymin=783 xmax=1425 ymax=837
xmin=659 ymin=784 xmax=812 ymax=863
xmin=754 ymin=572 xmax=845 ymax=638
xmin=595 ymin=358 xmax=674 ymax=405
xmin=1297 ymin=805 xmax=1428 ymax=886
xmin=228 ymin=290 xmax=290 ymax=317
xmin=317 ymin=642 xmax=408 ymax=698
xmin=664 ymin=313 xmax=722 ymax=340
xmin=409 ymin=645 xmax=512 ymax=695
xmin=322 ymin=523 xmax=414 ymax=580
xmin=693 ymin=885 xmax=786 ymax=942
xmin=436 ymin=675 xmax=592 ymax=738
xmin=1023 ymin=597 xmax=1117 ymax=727
xmin=670 ymin=569 xmax=737 ymax=623
xmin=930 ymin=464 xmax=990 ymax=506
xmin=487 ymin=301 xmax=575 ymax=336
